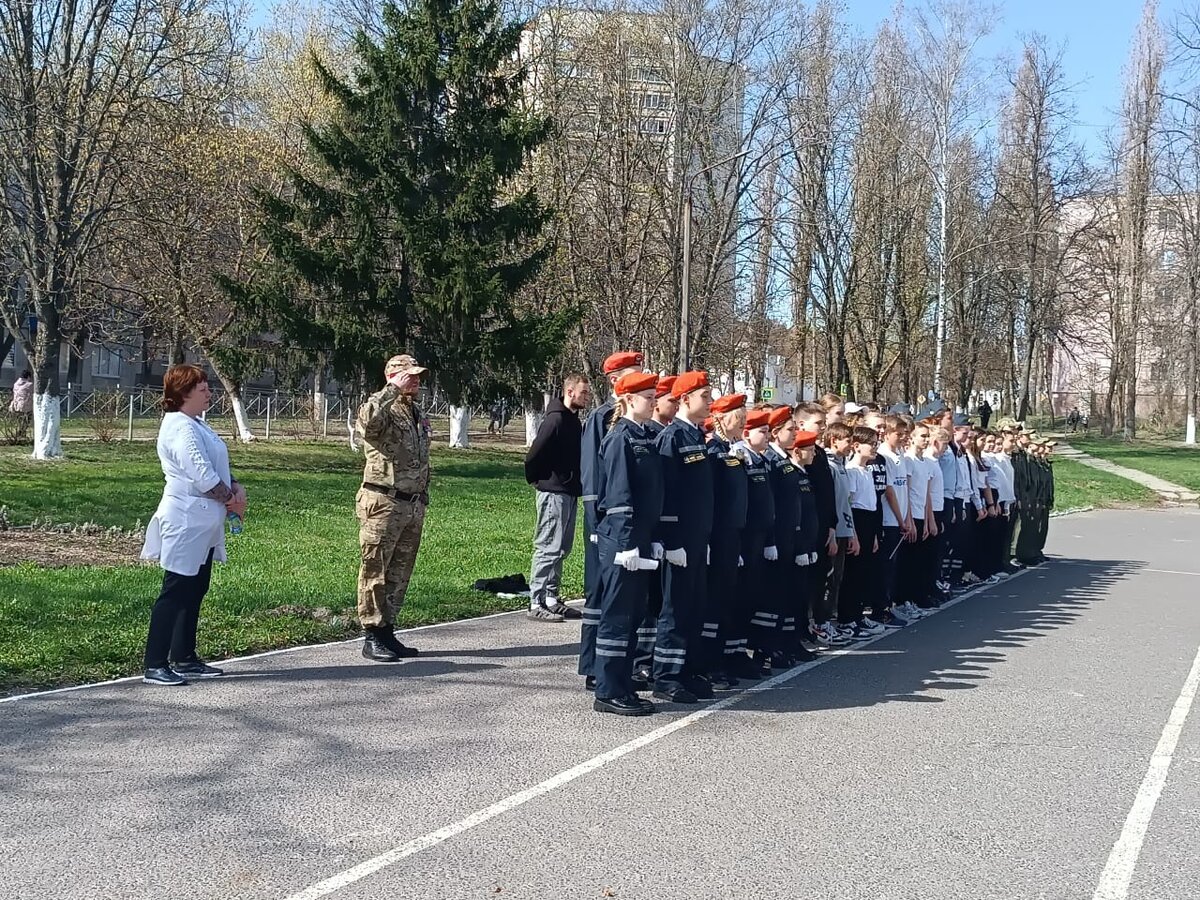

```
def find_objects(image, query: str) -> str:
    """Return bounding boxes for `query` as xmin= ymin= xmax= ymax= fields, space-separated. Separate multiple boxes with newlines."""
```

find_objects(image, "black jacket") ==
xmin=808 ymin=445 xmax=837 ymax=536
xmin=524 ymin=397 xmax=583 ymax=496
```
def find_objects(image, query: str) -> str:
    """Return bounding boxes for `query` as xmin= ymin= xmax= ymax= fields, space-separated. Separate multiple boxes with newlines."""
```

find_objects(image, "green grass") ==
xmin=1050 ymin=457 xmax=1159 ymax=509
xmin=1065 ymin=437 xmax=1200 ymax=492
xmin=0 ymin=441 xmax=578 ymax=692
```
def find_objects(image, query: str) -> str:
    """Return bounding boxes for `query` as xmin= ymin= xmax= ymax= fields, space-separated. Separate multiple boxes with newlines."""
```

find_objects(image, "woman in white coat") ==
xmin=140 ymin=364 xmax=247 ymax=685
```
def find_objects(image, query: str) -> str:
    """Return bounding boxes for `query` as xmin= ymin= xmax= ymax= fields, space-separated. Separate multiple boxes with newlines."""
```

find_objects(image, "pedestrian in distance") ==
xmin=525 ymin=373 xmax=592 ymax=623
xmin=9 ymin=368 xmax=33 ymax=415
xmin=978 ymin=398 xmax=993 ymax=430
xmin=140 ymin=364 xmax=247 ymax=686
xmin=591 ymin=371 xmax=664 ymax=716
xmin=354 ymin=354 xmax=432 ymax=662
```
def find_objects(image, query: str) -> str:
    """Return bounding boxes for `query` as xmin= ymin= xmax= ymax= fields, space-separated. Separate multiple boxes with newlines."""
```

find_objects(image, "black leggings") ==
xmin=144 ymin=549 xmax=215 ymax=669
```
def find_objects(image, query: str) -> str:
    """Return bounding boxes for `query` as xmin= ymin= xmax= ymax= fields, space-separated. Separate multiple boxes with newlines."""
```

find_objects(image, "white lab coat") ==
xmin=141 ymin=412 xmax=231 ymax=576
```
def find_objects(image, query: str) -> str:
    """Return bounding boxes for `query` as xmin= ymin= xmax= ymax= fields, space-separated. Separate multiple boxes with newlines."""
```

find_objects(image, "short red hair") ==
xmin=162 ymin=364 xmax=208 ymax=412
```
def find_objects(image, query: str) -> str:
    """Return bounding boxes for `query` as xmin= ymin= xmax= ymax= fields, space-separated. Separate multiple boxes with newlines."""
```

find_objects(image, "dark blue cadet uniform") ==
xmin=633 ymin=418 xmax=669 ymax=675
xmin=592 ymin=419 xmax=664 ymax=701
xmin=654 ymin=417 xmax=713 ymax=687
xmin=764 ymin=445 xmax=803 ymax=652
xmin=578 ymin=399 xmax=616 ymax=678
xmin=702 ymin=434 xmax=749 ymax=674
xmin=795 ymin=463 xmax=820 ymax=642
xmin=740 ymin=446 xmax=777 ymax=652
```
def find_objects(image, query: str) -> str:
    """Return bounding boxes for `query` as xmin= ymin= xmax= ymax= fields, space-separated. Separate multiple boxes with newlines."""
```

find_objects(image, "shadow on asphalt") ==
xmin=730 ymin=557 xmax=1141 ymax=714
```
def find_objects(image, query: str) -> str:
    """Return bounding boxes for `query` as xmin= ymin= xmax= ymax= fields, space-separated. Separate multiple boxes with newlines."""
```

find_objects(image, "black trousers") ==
xmin=841 ymin=510 xmax=879 ymax=624
xmin=144 ymin=549 xmax=215 ymax=669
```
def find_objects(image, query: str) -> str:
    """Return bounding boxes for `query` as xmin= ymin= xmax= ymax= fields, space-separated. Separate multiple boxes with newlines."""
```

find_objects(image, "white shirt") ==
xmin=878 ymin=445 xmax=909 ymax=526
xmin=923 ymin=451 xmax=945 ymax=512
xmin=954 ymin=449 xmax=973 ymax=502
xmin=968 ymin=454 xmax=991 ymax=502
xmin=905 ymin=451 xmax=933 ymax=521
xmin=986 ymin=452 xmax=1016 ymax=504
xmin=847 ymin=462 xmax=878 ymax=511
xmin=141 ymin=412 xmax=232 ymax=575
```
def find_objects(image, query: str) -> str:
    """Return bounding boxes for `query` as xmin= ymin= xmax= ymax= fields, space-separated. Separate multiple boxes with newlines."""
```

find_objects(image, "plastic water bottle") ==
xmin=227 ymin=512 xmax=243 ymax=535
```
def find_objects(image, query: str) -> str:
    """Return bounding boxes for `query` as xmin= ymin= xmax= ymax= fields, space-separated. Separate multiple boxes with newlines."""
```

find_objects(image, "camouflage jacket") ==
xmin=356 ymin=386 xmax=432 ymax=495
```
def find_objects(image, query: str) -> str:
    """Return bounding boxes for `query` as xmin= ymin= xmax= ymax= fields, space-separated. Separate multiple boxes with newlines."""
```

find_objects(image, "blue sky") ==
xmin=247 ymin=0 xmax=1189 ymax=158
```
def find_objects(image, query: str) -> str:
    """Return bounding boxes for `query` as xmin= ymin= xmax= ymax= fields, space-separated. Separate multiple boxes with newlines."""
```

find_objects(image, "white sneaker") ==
xmin=962 ymin=572 xmax=981 ymax=585
xmin=995 ymin=571 xmax=1011 ymax=580
xmin=859 ymin=618 xmax=886 ymax=636
xmin=810 ymin=623 xmax=832 ymax=646
xmin=985 ymin=574 xmax=1002 ymax=585
xmin=900 ymin=602 xmax=926 ymax=619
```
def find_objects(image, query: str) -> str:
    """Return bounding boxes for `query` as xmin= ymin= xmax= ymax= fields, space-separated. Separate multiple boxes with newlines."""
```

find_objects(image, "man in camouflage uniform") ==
xmin=355 ymin=354 xmax=433 ymax=662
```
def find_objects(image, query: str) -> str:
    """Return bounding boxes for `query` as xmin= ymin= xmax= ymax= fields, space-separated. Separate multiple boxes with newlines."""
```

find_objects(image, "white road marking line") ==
xmin=0 ymin=606 xmax=538 ymax=706
xmin=1092 ymin=641 xmax=1200 ymax=900
xmin=275 ymin=571 xmax=1029 ymax=900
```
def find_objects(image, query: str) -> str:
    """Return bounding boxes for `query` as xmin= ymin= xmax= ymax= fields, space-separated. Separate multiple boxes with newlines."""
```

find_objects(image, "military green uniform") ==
xmin=355 ymin=384 xmax=432 ymax=627
xmin=1036 ymin=456 xmax=1055 ymax=555
xmin=1009 ymin=448 xmax=1030 ymax=561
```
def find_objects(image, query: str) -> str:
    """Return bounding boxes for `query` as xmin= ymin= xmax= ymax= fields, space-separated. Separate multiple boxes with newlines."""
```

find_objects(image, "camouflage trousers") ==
xmin=356 ymin=488 xmax=427 ymax=627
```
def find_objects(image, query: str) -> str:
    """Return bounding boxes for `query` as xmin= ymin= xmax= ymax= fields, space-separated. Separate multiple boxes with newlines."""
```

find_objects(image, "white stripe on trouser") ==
xmin=596 ymin=638 xmax=627 ymax=647
xmin=653 ymin=647 xmax=685 ymax=656
xmin=700 ymin=632 xmax=718 ymax=639
xmin=596 ymin=648 xmax=626 ymax=657
xmin=751 ymin=619 xmax=777 ymax=628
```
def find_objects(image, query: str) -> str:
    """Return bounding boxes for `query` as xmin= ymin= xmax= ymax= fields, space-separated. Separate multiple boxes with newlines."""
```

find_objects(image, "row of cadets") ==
xmin=579 ymin=351 xmax=647 ymax=687
xmin=653 ymin=371 xmax=715 ymax=704
xmin=705 ymin=392 xmax=752 ymax=685
xmin=591 ymin=371 xmax=664 ymax=715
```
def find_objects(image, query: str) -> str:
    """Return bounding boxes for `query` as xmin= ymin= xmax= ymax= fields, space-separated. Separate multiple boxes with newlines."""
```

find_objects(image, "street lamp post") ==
xmin=678 ymin=148 xmax=751 ymax=371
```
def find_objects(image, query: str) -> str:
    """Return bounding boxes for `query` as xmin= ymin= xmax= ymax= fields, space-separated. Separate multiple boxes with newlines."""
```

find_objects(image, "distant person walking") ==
xmin=354 ymin=354 xmax=433 ymax=662
xmin=524 ymin=374 xmax=592 ymax=622
xmin=978 ymin=399 xmax=993 ymax=430
xmin=140 ymin=364 xmax=247 ymax=686
xmin=9 ymin=369 xmax=33 ymax=415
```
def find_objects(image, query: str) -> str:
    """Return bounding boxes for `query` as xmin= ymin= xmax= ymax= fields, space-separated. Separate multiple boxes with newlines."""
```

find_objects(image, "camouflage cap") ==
xmin=385 ymin=354 xmax=428 ymax=377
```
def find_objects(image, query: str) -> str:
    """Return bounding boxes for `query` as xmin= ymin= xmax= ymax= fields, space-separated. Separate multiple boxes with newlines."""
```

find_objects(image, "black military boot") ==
xmin=376 ymin=626 xmax=419 ymax=658
xmin=362 ymin=627 xmax=400 ymax=662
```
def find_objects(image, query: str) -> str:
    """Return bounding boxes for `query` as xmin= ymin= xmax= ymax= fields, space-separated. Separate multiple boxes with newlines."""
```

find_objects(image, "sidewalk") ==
xmin=1057 ymin=442 xmax=1200 ymax=505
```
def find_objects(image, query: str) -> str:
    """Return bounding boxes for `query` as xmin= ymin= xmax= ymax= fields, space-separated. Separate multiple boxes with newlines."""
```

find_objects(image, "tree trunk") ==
xmin=0 ymin=328 xmax=14 ymax=366
xmin=449 ymin=405 xmax=471 ymax=448
xmin=31 ymin=308 xmax=64 ymax=460
xmin=209 ymin=360 xmax=254 ymax=443
xmin=312 ymin=354 xmax=328 ymax=426
xmin=525 ymin=406 xmax=543 ymax=448
xmin=66 ymin=325 xmax=89 ymax=385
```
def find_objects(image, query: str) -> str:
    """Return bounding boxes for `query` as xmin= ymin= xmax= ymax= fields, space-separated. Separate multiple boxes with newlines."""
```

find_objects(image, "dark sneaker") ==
xmin=594 ymin=695 xmax=654 ymax=716
xmin=377 ymin=627 xmax=419 ymax=658
xmin=652 ymin=684 xmax=699 ymax=704
xmin=527 ymin=606 xmax=565 ymax=623
xmin=171 ymin=661 xmax=223 ymax=678
xmin=708 ymin=670 xmax=739 ymax=690
xmin=362 ymin=632 xmax=400 ymax=662
xmin=546 ymin=602 xmax=582 ymax=620
xmin=143 ymin=667 xmax=186 ymax=686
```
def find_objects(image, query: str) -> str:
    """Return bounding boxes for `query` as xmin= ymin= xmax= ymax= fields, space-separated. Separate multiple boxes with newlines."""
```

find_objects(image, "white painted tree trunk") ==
xmin=524 ymin=408 xmax=543 ymax=447
xmin=1187 ymin=413 xmax=1196 ymax=445
xmin=449 ymin=405 xmax=471 ymax=448
xmin=31 ymin=393 xmax=63 ymax=460
xmin=229 ymin=392 xmax=255 ymax=443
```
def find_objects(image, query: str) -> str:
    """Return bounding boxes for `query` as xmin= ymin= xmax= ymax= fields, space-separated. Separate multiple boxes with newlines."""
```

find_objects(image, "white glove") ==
xmin=707 ymin=545 xmax=711 ymax=564
xmin=651 ymin=542 xmax=665 ymax=560
xmin=613 ymin=549 xmax=640 ymax=571
xmin=763 ymin=545 xmax=779 ymax=562
xmin=809 ymin=552 xmax=819 ymax=565
xmin=589 ymin=534 xmax=598 ymax=545
xmin=795 ymin=554 xmax=810 ymax=567
xmin=664 ymin=547 xmax=687 ymax=567
xmin=737 ymin=555 xmax=744 ymax=567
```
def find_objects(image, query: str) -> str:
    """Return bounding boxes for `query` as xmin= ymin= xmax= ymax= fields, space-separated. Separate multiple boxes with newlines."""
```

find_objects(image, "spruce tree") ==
xmin=236 ymin=0 xmax=566 ymax=404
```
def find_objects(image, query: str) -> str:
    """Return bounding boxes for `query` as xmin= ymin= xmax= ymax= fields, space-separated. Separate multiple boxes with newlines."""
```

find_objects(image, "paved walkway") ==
xmin=1057 ymin=442 xmax=1200 ymax=505
xmin=3 ymin=509 xmax=1200 ymax=900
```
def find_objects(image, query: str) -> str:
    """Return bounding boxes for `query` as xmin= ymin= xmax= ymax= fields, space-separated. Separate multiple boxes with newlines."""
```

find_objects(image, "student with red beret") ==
xmin=631 ymin=374 xmax=679 ymax=686
xmin=591 ymin=371 xmax=663 ymax=715
xmin=790 ymin=429 xmax=823 ymax=652
xmin=580 ymin=351 xmax=645 ymax=690
xmin=764 ymin=405 xmax=813 ymax=666
xmin=652 ymin=371 xmax=714 ymax=704
xmin=702 ymin=392 xmax=749 ymax=687
xmin=739 ymin=408 xmax=778 ymax=673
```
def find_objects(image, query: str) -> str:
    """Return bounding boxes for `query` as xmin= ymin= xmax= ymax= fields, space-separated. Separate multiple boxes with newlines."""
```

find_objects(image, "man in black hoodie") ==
xmin=524 ymin=373 xmax=592 ymax=621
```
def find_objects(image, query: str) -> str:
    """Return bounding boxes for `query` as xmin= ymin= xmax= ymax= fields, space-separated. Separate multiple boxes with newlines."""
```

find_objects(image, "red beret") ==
xmin=709 ymin=393 xmax=746 ymax=414
xmin=744 ymin=409 xmax=771 ymax=432
xmin=702 ymin=416 xmax=714 ymax=433
xmin=655 ymin=375 xmax=678 ymax=398
xmin=767 ymin=406 xmax=792 ymax=429
xmin=614 ymin=371 xmax=657 ymax=395
xmin=794 ymin=430 xmax=819 ymax=448
xmin=602 ymin=351 xmax=644 ymax=374
xmin=671 ymin=370 xmax=709 ymax=398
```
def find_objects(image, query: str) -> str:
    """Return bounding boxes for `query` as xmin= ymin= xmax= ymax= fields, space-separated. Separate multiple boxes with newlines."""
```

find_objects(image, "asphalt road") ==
xmin=2 ymin=508 xmax=1198 ymax=900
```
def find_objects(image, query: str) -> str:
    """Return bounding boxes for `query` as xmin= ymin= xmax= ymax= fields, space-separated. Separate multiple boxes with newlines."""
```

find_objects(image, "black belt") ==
xmin=362 ymin=483 xmax=429 ymax=505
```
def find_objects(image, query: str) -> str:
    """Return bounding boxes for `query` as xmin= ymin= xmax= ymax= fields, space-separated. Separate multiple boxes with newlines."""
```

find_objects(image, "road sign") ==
xmin=760 ymin=387 xmax=774 ymax=400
